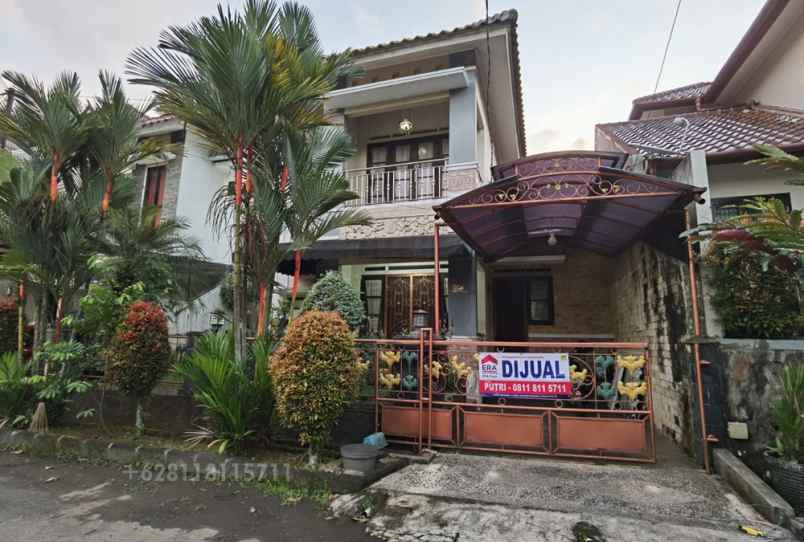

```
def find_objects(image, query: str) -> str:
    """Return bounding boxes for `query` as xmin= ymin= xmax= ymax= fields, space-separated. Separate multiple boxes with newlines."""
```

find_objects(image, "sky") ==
xmin=1 ymin=0 xmax=766 ymax=155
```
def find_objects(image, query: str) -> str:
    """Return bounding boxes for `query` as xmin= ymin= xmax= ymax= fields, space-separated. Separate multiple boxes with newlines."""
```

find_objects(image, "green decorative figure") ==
xmin=595 ymin=355 xmax=615 ymax=378
xmin=401 ymin=351 xmax=419 ymax=391
xmin=597 ymin=382 xmax=616 ymax=400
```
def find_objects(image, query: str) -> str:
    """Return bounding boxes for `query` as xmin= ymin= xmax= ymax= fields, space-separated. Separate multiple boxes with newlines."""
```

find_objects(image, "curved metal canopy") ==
xmin=435 ymin=151 xmax=705 ymax=260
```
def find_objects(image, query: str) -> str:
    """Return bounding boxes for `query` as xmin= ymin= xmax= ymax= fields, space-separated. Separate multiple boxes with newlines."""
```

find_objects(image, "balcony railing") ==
xmin=345 ymin=159 xmax=447 ymax=206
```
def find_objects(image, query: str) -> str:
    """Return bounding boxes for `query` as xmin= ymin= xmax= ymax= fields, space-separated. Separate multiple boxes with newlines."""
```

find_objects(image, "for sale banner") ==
xmin=478 ymin=352 xmax=572 ymax=397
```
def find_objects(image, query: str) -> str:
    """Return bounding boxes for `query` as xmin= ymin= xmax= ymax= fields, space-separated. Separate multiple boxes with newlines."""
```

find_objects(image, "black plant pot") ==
xmin=765 ymin=455 xmax=804 ymax=515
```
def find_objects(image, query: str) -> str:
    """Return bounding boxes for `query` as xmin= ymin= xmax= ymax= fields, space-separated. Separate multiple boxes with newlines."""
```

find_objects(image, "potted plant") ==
xmin=765 ymin=363 xmax=804 ymax=515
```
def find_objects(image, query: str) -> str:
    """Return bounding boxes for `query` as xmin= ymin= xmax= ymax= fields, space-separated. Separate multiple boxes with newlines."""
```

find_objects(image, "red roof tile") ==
xmin=598 ymin=105 xmax=804 ymax=159
xmin=632 ymin=82 xmax=711 ymax=106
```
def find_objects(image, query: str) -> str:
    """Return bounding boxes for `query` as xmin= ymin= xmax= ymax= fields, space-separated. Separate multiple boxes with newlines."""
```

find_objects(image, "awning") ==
xmin=277 ymin=235 xmax=469 ymax=274
xmin=435 ymin=151 xmax=705 ymax=261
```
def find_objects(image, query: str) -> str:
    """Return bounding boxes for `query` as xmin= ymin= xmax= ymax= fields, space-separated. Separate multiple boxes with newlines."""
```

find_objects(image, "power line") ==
xmin=653 ymin=0 xmax=683 ymax=93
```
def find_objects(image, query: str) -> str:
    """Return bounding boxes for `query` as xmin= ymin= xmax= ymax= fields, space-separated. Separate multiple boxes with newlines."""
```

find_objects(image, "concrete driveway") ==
xmin=368 ymin=440 xmax=796 ymax=541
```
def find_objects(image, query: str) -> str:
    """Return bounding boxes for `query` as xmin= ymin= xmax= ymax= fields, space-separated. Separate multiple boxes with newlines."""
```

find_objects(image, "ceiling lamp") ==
xmin=399 ymin=117 xmax=414 ymax=134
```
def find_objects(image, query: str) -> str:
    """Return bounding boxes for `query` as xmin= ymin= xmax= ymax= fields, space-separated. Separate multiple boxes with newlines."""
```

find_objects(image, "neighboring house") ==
xmin=596 ymin=0 xmax=804 ymax=227
xmin=133 ymin=115 xmax=233 ymax=334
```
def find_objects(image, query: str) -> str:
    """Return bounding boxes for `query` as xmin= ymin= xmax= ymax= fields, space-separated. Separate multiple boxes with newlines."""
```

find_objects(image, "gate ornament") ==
xmin=617 ymin=381 xmax=648 ymax=401
xmin=595 ymin=355 xmax=615 ymax=377
xmin=597 ymin=381 xmax=617 ymax=400
xmin=616 ymin=354 xmax=646 ymax=376
xmin=380 ymin=350 xmax=401 ymax=368
xmin=569 ymin=364 xmax=588 ymax=384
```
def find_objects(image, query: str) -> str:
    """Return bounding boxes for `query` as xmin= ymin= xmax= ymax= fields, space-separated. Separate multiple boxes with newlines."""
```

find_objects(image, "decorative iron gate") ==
xmin=357 ymin=330 xmax=656 ymax=463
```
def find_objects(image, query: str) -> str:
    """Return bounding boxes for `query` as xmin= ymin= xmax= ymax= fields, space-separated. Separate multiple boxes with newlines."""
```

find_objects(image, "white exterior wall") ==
xmin=706 ymin=161 xmax=804 ymax=210
xmin=175 ymin=129 xmax=232 ymax=265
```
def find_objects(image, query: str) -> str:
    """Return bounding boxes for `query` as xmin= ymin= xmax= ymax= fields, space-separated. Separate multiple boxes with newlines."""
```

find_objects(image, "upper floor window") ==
xmin=143 ymin=165 xmax=167 ymax=224
xmin=711 ymin=193 xmax=791 ymax=222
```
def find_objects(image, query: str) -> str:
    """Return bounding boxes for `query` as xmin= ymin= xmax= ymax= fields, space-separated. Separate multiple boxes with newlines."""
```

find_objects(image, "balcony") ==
xmin=345 ymin=158 xmax=447 ymax=206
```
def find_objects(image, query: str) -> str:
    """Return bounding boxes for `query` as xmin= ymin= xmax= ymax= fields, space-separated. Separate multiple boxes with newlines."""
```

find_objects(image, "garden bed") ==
xmin=0 ymin=427 xmax=405 ymax=494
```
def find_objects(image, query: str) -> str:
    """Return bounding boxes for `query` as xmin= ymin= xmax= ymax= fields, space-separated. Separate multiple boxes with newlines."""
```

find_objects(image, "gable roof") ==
xmin=628 ymin=82 xmax=710 ymax=120
xmin=704 ymin=0 xmax=789 ymax=103
xmin=597 ymin=104 xmax=804 ymax=160
xmin=349 ymin=10 xmax=526 ymax=158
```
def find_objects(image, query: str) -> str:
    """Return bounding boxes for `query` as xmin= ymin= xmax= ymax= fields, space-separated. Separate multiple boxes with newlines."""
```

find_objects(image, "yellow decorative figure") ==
xmin=429 ymin=360 xmax=444 ymax=380
xmin=616 ymin=354 xmax=646 ymax=375
xmin=379 ymin=368 xmax=401 ymax=389
xmin=449 ymin=355 xmax=470 ymax=379
xmin=569 ymin=364 xmax=588 ymax=384
xmin=380 ymin=350 xmax=401 ymax=369
xmin=617 ymin=381 xmax=647 ymax=401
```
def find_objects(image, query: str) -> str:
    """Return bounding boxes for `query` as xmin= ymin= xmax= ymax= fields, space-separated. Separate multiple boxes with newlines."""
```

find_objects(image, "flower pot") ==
xmin=340 ymin=443 xmax=379 ymax=475
xmin=765 ymin=455 xmax=804 ymax=515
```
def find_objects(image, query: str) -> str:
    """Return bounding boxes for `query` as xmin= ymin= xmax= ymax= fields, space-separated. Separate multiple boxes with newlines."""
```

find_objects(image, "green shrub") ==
xmin=33 ymin=341 xmax=95 ymax=424
xmin=768 ymin=363 xmax=804 ymax=463
xmin=300 ymin=271 xmax=365 ymax=330
xmin=0 ymin=299 xmax=17 ymax=355
xmin=105 ymin=300 xmax=170 ymax=433
xmin=270 ymin=311 xmax=364 ymax=458
xmin=0 ymin=352 xmax=33 ymax=429
xmin=173 ymin=331 xmax=273 ymax=453
xmin=707 ymin=245 xmax=801 ymax=338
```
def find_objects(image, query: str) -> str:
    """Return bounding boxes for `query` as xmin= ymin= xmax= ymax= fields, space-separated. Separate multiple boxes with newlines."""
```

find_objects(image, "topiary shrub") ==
xmin=270 ymin=310 xmax=365 ymax=462
xmin=300 ymin=271 xmax=365 ymax=330
xmin=105 ymin=300 xmax=171 ymax=433
xmin=0 ymin=299 xmax=17 ymax=354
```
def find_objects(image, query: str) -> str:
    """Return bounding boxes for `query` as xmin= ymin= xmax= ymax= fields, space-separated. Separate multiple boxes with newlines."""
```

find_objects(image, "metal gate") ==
xmin=357 ymin=330 xmax=656 ymax=463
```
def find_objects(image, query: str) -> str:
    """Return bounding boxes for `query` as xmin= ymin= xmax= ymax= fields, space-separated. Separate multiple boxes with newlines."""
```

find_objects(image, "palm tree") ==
xmin=85 ymin=71 xmax=164 ymax=216
xmin=126 ymin=0 xmax=354 ymax=360
xmin=283 ymin=127 xmax=369 ymax=310
xmin=95 ymin=205 xmax=205 ymax=309
xmin=0 ymin=72 xmax=85 ymax=203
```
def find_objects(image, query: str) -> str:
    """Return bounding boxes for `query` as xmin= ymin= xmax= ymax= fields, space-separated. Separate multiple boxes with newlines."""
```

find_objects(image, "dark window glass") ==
xmin=528 ymin=276 xmax=554 ymax=325
xmin=711 ymin=193 xmax=791 ymax=222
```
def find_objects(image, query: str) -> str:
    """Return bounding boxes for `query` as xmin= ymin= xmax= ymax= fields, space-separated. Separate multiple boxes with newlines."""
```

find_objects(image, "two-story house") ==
xmin=280 ymin=9 xmax=525 ymax=340
xmin=135 ymin=10 xmax=526 ymax=337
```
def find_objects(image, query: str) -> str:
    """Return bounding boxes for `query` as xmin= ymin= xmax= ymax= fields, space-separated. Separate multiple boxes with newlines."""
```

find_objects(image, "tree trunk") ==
xmin=232 ymin=141 xmax=246 ymax=364
xmin=33 ymin=293 xmax=47 ymax=369
xmin=256 ymin=279 xmax=268 ymax=337
xmin=101 ymin=171 xmax=113 ymax=217
xmin=49 ymin=154 xmax=60 ymax=204
xmin=17 ymin=280 xmax=24 ymax=362
xmin=290 ymin=250 xmax=302 ymax=315
xmin=52 ymin=297 xmax=64 ymax=344
xmin=135 ymin=399 xmax=144 ymax=436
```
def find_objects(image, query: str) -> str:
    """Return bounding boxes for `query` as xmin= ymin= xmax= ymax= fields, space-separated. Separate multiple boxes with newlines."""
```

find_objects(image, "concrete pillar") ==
xmin=448 ymin=71 xmax=477 ymax=166
xmin=446 ymin=254 xmax=478 ymax=338
xmin=672 ymin=150 xmax=723 ymax=338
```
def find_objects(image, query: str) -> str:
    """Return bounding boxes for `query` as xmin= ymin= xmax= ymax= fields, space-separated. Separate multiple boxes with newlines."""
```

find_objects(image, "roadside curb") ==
xmin=0 ymin=429 xmax=405 ymax=493
xmin=713 ymin=448 xmax=801 ymax=536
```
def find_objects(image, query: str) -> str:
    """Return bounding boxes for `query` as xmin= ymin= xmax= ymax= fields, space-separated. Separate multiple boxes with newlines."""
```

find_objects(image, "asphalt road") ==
xmin=0 ymin=452 xmax=376 ymax=542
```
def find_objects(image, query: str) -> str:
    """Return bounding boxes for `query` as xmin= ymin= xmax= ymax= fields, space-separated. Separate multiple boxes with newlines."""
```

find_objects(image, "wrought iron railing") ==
xmin=345 ymin=159 xmax=447 ymax=206
xmin=356 ymin=331 xmax=656 ymax=462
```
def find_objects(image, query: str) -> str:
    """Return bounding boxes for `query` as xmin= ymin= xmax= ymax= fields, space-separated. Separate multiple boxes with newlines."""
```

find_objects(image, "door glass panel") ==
xmin=394 ymin=145 xmax=410 ymax=164
xmin=440 ymin=138 xmax=449 ymax=158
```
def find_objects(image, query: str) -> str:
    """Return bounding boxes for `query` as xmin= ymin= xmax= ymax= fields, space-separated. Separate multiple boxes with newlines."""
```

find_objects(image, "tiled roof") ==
xmin=632 ymin=82 xmax=711 ymax=106
xmin=139 ymin=113 xmax=176 ymax=127
xmin=598 ymin=105 xmax=804 ymax=159
xmin=349 ymin=10 xmax=526 ymax=158
xmin=350 ymin=10 xmax=518 ymax=56
xmin=629 ymin=82 xmax=711 ymax=120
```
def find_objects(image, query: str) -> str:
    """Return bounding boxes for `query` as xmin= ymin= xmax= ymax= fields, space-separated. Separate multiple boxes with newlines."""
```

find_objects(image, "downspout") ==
xmin=685 ymin=207 xmax=716 ymax=473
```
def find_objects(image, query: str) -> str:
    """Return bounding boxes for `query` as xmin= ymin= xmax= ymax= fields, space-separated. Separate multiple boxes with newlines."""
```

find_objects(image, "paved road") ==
xmin=0 ymin=452 xmax=376 ymax=542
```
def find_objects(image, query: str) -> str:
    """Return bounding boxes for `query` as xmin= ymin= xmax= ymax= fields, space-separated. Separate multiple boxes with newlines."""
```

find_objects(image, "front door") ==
xmin=493 ymin=277 xmax=528 ymax=341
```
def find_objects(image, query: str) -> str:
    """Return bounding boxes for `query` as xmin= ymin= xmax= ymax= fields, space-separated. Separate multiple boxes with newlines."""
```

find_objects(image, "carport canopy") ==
xmin=435 ymin=151 xmax=705 ymax=260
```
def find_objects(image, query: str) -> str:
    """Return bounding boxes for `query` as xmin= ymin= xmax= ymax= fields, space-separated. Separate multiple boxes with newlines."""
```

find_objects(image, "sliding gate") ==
xmin=357 ymin=330 xmax=656 ymax=463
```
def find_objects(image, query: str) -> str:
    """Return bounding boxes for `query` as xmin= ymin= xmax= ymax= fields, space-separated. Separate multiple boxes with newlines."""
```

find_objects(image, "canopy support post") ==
xmin=433 ymin=221 xmax=441 ymax=337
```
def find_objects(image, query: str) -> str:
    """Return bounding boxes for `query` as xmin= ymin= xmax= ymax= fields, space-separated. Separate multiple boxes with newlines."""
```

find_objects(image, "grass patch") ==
xmin=253 ymin=478 xmax=331 ymax=507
